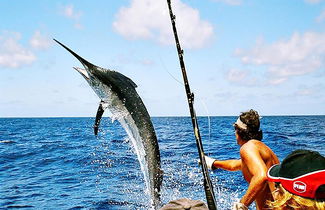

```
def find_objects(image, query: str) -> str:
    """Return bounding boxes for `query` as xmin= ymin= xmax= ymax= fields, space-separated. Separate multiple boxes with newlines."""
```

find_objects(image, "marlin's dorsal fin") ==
xmin=94 ymin=101 xmax=106 ymax=135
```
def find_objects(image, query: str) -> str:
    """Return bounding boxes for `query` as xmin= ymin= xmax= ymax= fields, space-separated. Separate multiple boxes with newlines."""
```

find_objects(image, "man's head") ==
xmin=234 ymin=109 xmax=262 ymax=141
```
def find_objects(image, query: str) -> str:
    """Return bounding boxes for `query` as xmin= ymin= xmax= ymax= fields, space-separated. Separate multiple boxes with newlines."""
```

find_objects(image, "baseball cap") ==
xmin=267 ymin=149 xmax=325 ymax=200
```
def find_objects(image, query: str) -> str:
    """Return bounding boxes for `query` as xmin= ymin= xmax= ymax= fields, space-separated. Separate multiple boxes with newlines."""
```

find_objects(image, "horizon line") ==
xmin=0 ymin=114 xmax=324 ymax=119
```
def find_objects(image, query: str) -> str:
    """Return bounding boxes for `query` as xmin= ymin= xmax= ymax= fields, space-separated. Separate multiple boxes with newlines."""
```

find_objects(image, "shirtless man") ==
xmin=204 ymin=109 xmax=279 ymax=210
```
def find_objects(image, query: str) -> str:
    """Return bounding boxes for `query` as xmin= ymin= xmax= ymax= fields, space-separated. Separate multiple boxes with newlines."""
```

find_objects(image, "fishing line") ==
xmin=157 ymin=51 xmax=212 ymax=142
xmin=159 ymin=54 xmax=212 ymax=143
xmin=157 ymin=48 xmax=213 ymax=149
xmin=157 ymin=54 xmax=184 ymax=87
xmin=199 ymin=98 xmax=212 ymax=143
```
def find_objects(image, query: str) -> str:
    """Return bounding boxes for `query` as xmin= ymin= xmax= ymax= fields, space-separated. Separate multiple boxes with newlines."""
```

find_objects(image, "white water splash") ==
xmin=160 ymin=156 xmax=243 ymax=209
xmin=109 ymin=107 xmax=154 ymax=208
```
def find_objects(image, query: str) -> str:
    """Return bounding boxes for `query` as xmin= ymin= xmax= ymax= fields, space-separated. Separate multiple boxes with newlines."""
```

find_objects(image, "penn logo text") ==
xmin=293 ymin=181 xmax=306 ymax=193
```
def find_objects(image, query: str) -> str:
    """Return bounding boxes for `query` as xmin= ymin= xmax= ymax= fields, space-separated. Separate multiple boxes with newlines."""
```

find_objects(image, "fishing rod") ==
xmin=166 ymin=1 xmax=217 ymax=209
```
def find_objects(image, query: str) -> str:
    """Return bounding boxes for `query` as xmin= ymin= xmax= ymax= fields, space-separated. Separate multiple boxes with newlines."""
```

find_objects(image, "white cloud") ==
xmin=74 ymin=23 xmax=83 ymax=30
xmin=0 ymin=32 xmax=36 ymax=68
xmin=235 ymin=32 xmax=325 ymax=84
xmin=140 ymin=58 xmax=155 ymax=66
xmin=305 ymin=0 xmax=322 ymax=4
xmin=226 ymin=68 xmax=259 ymax=86
xmin=227 ymin=68 xmax=247 ymax=82
xmin=62 ymin=4 xmax=81 ymax=20
xmin=29 ymin=31 xmax=51 ymax=50
xmin=268 ymin=78 xmax=287 ymax=85
xmin=60 ymin=4 xmax=83 ymax=29
xmin=211 ymin=0 xmax=242 ymax=6
xmin=113 ymin=0 xmax=214 ymax=49
xmin=316 ymin=9 xmax=325 ymax=22
xmin=296 ymin=88 xmax=313 ymax=96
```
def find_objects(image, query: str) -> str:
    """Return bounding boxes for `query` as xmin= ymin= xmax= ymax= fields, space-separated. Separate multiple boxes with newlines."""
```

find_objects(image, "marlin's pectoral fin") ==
xmin=94 ymin=101 xmax=105 ymax=135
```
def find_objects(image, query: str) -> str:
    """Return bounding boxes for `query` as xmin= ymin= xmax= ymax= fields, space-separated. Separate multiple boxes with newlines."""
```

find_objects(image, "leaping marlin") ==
xmin=54 ymin=39 xmax=163 ymax=209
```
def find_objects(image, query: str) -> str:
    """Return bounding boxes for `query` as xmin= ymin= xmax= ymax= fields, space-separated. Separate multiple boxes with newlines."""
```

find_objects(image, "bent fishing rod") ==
xmin=166 ymin=1 xmax=217 ymax=209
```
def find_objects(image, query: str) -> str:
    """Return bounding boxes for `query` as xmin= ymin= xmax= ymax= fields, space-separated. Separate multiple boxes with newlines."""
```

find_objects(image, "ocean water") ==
xmin=0 ymin=116 xmax=324 ymax=209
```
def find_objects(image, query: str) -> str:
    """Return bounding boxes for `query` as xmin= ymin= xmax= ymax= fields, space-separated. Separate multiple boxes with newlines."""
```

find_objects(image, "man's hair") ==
xmin=234 ymin=109 xmax=263 ymax=141
xmin=267 ymin=184 xmax=325 ymax=209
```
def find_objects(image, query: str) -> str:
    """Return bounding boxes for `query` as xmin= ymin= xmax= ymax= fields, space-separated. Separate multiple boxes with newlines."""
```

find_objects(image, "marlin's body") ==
xmin=54 ymin=39 xmax=162 ymax=208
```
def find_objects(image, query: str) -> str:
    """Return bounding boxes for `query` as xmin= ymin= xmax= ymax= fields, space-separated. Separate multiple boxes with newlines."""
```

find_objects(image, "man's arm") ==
xmin=213 ymin=159 xmax=242 ymax=171
xmin=202 ymin=156 xmax=241 ymax=171
xmin=239 ymin=144 xmax=268 ymax=207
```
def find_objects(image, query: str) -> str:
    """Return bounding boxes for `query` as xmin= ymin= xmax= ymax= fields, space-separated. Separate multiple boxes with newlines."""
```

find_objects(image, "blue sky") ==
xmin=1 ymin=0 xmax=324 ymax=117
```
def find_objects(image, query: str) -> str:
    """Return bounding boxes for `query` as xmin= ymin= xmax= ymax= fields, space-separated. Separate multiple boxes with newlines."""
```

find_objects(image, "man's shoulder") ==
xmin=247 ymin=139 xmax=268 ymax=147
xmin=240 ymin=140 xmax=277 ymax=161
xmin=240 ymin=140 xmax=267 ymax=154
xmin=241 ymin=139 xmax=259 ymax=148
xmin=240 ymin=141 xmax=257 ymax=154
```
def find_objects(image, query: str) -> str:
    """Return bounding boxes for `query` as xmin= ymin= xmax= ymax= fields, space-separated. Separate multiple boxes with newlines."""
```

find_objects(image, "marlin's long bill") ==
xmin=166 ymin=1 xmax=217 ymax=209
xmin=53 ymin=39 xmax=96 ymax=71
xmin=55 ymin=39 xmax=163 ymax=209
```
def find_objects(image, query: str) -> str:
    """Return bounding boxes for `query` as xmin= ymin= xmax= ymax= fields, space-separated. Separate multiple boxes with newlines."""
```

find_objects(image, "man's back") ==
xmin=240 ymin=140 xmax=279 ymax=209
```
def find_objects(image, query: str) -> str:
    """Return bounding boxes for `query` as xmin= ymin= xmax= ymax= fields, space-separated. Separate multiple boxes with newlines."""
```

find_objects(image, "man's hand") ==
xmin=232 ymin=202 xmax=248 ymax=210
xmin=198 ymin=155 xmax=216 ymax=170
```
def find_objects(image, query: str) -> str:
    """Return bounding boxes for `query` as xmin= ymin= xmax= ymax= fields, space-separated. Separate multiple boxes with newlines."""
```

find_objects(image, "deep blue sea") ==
xmin=1 ymin=116 xmax=324 ymax=209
